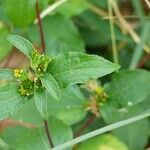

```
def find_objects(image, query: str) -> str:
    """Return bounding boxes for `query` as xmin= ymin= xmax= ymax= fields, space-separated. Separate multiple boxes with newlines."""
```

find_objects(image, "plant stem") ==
xmin=74 ymin=114 xmax=96 ymax=138
xmin=108 ymin=0 xmax=119 ymax=64
xmin=44 ymin=120 xmax=54 ymax=148
xmin=35 ymin=1 xmax=53 ymax=148
xmin=137 ymin=53 xmax=150 ymax=68
xmin=35 ymin=0 xmax=45 ymax=52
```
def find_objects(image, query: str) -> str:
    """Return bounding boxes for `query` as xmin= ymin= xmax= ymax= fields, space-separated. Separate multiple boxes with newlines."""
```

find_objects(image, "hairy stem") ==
xmin=36 ymin=0 xmax=45 ymax=52
xmin=74 ymin=114 xmax=96 ymax=138
xmin=44 ymin=120 xmax=54 ymax=148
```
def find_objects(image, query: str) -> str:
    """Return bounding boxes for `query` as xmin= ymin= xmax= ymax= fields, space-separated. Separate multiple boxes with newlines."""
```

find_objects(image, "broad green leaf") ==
xmin=101 ymin=98 xmax=150 ymax=150
xmin=56 ymin=0 xmax=89 ymax=18
xmin=28 ymin=14 xmax=85 ymax=57
xmin=7 ymin=34 xmax=34 ymax=58
xmin=4 ymin=0 xmax=36 ymax=27
xmin=47 ymin=85 xmax=87 ymax=125
xmin=1 ymin=116 xmax=73 ymax=149
xmin=106 ymin=69 xmax=150 ymax=107
xmin=1 ymin=127 xmax=50 ymax=150
xmin=101 ymin=70 xmax=150 ymax=150
xmin=0 ymin=26 xmax=12 ymax=61
xmin=0 ymin=138 xmax=9 ymax=150
xmin=41 ymin=73 xmax=61 ymax=101
xmin=52 ymin=110 xmax=150 ymax=150
xmin=78 ymin=134 xmax=128 ymax=150
xmin=34 ymin=88 xmax=48 ymax=119
xmin=0 ymin=68 xmax=14 ymax=80
xmin=0 ymin=84 xmax=25 ymax=120
xmin=48 ymin=52 xmax=120 ymax=88
xmin=47 ymin=116 xmax=73 ymax=147
xmin=13 ymin=99 xmax=42 ymax=124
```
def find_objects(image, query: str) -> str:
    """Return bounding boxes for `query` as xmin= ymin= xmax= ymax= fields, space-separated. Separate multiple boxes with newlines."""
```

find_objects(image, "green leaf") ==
xmin=101 ymin=98 xmax=150 ymax=150
xmin=4 ymin=0 xmax=36 ymax=27
xmin=34 ymin=88 xmax=48 ymax=119
xmin=13 ymin=99 xmax=43 ymax=124
xmin=106 ymin=69 xmax=150 ymax=107
xmin=101 ymin=70 xmax=150 ymax=150
xmin=0 ymin=68 xmax=14 ymax=80
xmin=52 ymin=110 xmax=150 ymax=150
xmin=48 ymin=52 xmax=120 ymax=88
xmin=1 ymin=116 xmax=73 ymax=149
xmin=0 ymin=84 xmax=25 ymax=120
xmin=56 ymin=0 xmax=89 ymax=18
xmin=28 ymin=14 xmax=85 ymax=57
xmin=0 ymin=26 xmax=12 ymax=61
xmin=78 ymin=134 xmax=128 ymax=150
xmin=40 ymin=73 xmax=61 ymax=101
xmin=0 ymin=138 xmax=9 ymax=150
xmin=47 ymin=85 xmax=87 ymax=125
xmin=1 ymin=127 xmax=50 ymax=150
xmin=7 ymin=34 xmax=34 ymax=58
xmin=47 ymin=116 xmax=73 ymax=147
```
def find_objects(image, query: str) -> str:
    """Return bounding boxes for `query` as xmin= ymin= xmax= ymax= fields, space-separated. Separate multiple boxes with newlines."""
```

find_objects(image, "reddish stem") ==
xmin=44 ymin=120 xmax=54 ymax=148
xmin=74 ymin=114 xmax=96 ymax=138
xmin=35 ymin=1 xmax=45 ymax=52
xmin=137 ymin=53 xmax=150 ymax=68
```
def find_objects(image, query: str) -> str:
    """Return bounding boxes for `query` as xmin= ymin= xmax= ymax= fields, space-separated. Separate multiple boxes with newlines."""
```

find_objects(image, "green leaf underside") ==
xmin=48 ymin=52 xmax=120 ymax=88
xmin=47 ymin=116 xmax=73 ymax=147
xmin=41 ymin=73 xmax=61 ymax=101
xmin=47 ymin=85 xmax=87 ymax=125
xmin=34 ymin=89 xmax=47 ymax=119
xmin=7 ymin=34 xmax=34 ymax=57
xmin=0 ymin=68 xmax=14 ymax=80
xmin=0 ymin=84 xmax=25 ymax=120
xmin=1 ymin=116 xmax=73 ymax=150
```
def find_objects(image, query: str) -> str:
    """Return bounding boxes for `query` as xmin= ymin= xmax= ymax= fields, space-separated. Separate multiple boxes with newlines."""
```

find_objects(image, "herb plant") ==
xmin=0 ymin=0 xmax=150 ymax=150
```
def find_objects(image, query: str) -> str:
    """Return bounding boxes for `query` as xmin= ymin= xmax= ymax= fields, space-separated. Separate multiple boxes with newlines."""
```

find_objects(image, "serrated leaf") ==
xmin=7 ymin=34 xmax=34 ymax=58
xmin=0 ymin=68 xmax=14 ymax=80
xmin=47 ymin=85 xmax=87 ymax=125
xmin=48 ymin=52 xmax=120 ymax=88
xmin=41 ymin=73 xmax=61 ymax=101
xmin=34 ymin=88 xmax=47 ymax=119
xmin=78 ymin=134 xmax=128 ymax=150
xmin=0 ymin=84 xmax=25 ymax=120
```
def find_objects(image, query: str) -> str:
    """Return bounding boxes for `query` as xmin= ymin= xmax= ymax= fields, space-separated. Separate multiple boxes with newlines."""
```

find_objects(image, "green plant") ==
xmin=0 ymin=0 xmax=150 ymax=150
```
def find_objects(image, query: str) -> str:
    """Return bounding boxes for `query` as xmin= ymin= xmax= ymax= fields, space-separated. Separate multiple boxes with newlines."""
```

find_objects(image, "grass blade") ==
xmin=53 ymin=110 xmax=150 ymax=150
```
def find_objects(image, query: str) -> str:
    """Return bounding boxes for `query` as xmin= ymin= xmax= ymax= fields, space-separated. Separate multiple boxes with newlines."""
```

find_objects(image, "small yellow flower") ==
xmin=95 ymin=87 xmax=104 ymax=95
xmin=14 ymin=69 xmax=23 ymax=78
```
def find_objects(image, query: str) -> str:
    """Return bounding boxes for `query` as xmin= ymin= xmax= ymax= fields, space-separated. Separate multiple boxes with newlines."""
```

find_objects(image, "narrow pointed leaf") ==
xmin=7 ymin=34 xmax=34 ymax=57
xmin=40 ymin=73 xmax=61 ymax=100
xmin=0 ymin=68 xmax=14 ymax=80
xmin=48 ymin=52 xmax=120 ymax=88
